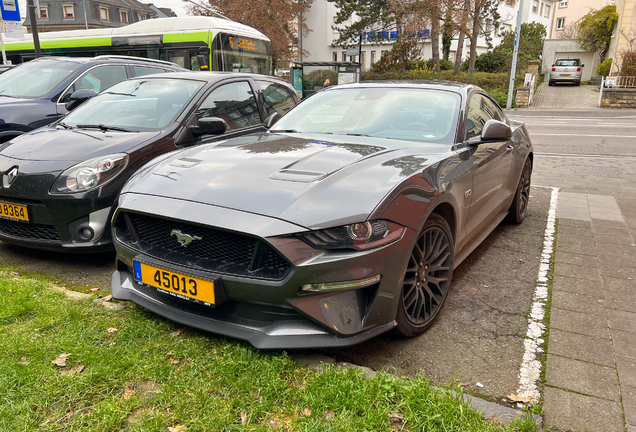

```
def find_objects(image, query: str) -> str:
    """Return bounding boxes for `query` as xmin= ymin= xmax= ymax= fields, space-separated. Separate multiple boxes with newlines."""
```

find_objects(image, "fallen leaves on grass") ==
xmin=302 ymin=408 xmax=311 ymax=416
xmin=88 ymin=288 xmax=99 ymax=293
xmin=169 ymin=328 xmax=185 ymax=337
xmin=240 ymin=412 xmax=248 ymax=424
xmin=387 ymin=413 xmax=404 ymax=425
xmin=124 ymin=389 xmax=134 ymax=400
xmin=60 ymin=365 xmax=84 ymax=376
xmin=168 ymin=426 xmax=187 ymax=432
xmin=51 ymin=353 xmax=71 ymax=367
xmin=106 ymin=327 xmax=118 ymax=333
xmin=102 ymin=295 xmax=112 ymax=301
xmin=18 ymin=357 xmax=30 ymax=365
xmin=506 ymin=393 xmax=532 ymax=403
xmin=167 ymin=358 xmax=180 ymax=364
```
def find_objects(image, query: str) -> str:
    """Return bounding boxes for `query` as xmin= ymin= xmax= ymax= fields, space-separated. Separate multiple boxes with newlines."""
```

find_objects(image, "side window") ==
xmin=133 ymin=66 xmax=167 ymax=77
xmin=61 ymin=65 xmax=127 ymax=103
xmin=482 ymin=96 xmax=504 ymax=121
xmin=195 ymin=81 xmax=261 ymax=130
xmin=257 ymin=81 xmax=296 ymax=117
xmin=465 ymin=94 xmax=495 ymax=139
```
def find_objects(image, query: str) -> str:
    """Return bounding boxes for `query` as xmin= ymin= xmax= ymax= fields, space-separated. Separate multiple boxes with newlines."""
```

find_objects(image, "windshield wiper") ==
xmin=270 ymin=129 xmax=298 ymax=133
xmin=57 ymin=122 xmax=73 ymax=129
xmin=77 ymin=124 xmax=135 ymax=132
xmin=345 ymin=133 xmax=371 ymax=137
xmin=103 ymin=91 xmax=137 ymax=97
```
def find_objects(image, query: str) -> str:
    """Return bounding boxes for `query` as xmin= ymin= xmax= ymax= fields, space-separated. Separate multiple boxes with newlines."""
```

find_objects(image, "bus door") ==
xmin=167 ymin=50 xmax=188 ymax=69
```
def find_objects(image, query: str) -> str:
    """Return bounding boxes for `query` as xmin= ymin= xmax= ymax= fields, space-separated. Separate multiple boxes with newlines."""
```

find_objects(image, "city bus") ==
xmin=3 ymin=16 xmax=273 ymax=74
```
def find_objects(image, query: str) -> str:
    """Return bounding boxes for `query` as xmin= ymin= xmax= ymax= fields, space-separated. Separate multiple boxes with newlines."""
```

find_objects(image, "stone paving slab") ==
xmin=543 ymin=387 xmax=624 ymax=432
xmin=549 ymin=307 xmax=611 ymax=339
xmin=548 ymin=329 xmax=615 ymax=367
xmin=623 ymin=386 xmax=636 ymax=426
xmin=616 ymin=355 xmax=636 ymax=388
xmin=530 ymin=82 xmax=600 ymax=109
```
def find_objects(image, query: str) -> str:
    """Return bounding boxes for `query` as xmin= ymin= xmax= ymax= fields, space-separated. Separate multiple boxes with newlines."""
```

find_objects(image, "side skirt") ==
xmin=453 ymin=211 xmax=508 ymax=269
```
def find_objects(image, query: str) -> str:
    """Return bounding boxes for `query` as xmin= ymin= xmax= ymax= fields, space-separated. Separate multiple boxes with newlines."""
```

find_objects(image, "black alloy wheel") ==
xmin=395 ymin=214 xmax=454 ymax=337
xmin=506 ymin=158 xmax=532 ymax=224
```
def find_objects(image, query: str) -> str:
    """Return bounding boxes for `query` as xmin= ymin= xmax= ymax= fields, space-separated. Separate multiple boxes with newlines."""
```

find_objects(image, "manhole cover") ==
xmin=555 ymin=165 xmax=622 ymax=177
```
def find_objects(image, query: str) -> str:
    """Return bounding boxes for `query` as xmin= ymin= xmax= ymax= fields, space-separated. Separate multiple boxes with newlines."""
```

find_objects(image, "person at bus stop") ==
xmin=323 ymin=78 xmax=331 ymax=87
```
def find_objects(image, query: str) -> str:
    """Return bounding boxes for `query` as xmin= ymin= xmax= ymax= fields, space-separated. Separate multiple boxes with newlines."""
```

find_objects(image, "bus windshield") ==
xmin=0 ymin=60 xmax=80 ymax=99
xmin=213 ymin=33 xmax=272 ymax=75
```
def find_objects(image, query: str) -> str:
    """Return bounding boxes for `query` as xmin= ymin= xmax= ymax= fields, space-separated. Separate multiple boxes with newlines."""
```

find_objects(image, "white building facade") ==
xmin=301 ymin=0 xmax=556 ymax=71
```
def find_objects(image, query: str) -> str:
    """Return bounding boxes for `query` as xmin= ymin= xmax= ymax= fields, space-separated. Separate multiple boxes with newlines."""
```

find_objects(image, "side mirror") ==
xmin=581 ymin=64 xmax=585 ymax=67
xmin=481 ymin=119 xmax=512 ymax=141
xmin=65 ymin=89 xmax=96 ymax=111
xmin=189 ymin=117 xmax=227 ymax=137
xmin=263 ymin=112 xmax=281 ymax=129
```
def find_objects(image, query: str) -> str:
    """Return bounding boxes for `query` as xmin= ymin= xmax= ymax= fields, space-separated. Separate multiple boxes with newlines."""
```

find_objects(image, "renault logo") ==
xmin=170 ymin=229 xmax=202 ymax=247
xmin=5 ymin=167 xmax=18 ymax=188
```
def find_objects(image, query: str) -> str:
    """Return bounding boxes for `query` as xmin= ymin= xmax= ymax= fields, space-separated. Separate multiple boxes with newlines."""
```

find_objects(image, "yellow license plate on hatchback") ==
xmin=133 ymin=261 xmax=216 ymax=305
xmin=0 ymin=201 xmax=29 ymax=222
xmin=561 ymin=74 xmax=570 ymax=77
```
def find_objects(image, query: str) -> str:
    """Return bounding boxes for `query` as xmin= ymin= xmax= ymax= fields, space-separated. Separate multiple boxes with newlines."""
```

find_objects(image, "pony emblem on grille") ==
xmin=170 ymin=229 xmax=202 ymax=247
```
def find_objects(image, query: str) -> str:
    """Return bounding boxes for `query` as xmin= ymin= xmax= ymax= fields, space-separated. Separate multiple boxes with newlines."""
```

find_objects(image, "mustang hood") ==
xmin=0 ymin=126 xmax=160 ymax=162
xmin=126 ymin=133 xmax=451 ymax=229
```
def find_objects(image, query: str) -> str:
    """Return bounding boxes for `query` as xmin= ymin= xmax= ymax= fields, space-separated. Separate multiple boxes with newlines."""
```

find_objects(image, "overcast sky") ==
xmin=17 ymin=0 xmax=191 ymax=20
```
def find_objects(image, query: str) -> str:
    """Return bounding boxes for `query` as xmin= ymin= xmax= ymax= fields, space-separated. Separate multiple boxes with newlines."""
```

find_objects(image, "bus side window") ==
xmin=60 ymin=65 xmax=128 ymax=103
xmin=257 ymin=81 xmax=296 ymax=117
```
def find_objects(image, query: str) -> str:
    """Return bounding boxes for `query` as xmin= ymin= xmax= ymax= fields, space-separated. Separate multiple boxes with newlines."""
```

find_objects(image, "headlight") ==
xmin=297 ymin=220 xmax=406 ymax=251
xmin=50 ymin=153 xmax=128 ymax=194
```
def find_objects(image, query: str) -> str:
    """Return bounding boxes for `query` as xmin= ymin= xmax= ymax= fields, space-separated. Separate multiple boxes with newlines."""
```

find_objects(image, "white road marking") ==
xmin=516 ymin=186 xmax=558 ymax=402
xmin=531 ymin=133 xmax=636 ymax=138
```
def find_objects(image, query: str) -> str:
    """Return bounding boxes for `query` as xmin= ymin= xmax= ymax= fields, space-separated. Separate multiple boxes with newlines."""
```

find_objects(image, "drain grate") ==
xmin=555 ymin=165 xmax=623 ymax=177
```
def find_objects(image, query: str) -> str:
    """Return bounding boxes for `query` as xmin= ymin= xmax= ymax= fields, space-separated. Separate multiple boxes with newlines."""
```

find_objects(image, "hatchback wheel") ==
xmin=395 ymin=214 xmax=454 ymax=337
xmin=506 ymin=158 xmax=532 ymax=224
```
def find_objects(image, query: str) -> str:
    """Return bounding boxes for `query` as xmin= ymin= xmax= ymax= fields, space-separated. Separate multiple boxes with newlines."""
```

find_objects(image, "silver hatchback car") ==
xmin=549 ymin=58 xmax=584 ymax=86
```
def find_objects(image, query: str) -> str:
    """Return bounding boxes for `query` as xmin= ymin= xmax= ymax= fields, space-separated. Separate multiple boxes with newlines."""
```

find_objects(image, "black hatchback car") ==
xmin=0 ymin=72 xmax=298 ymax=251
xmin=0 ymin=55 xmax=186 ymax=143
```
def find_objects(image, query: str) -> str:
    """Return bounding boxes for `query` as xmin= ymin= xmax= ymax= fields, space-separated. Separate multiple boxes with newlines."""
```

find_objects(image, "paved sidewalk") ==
xmin=533 ymin=154 xmax=636 ymax=431
xmin=531 ymin=82 xmax=600 ymax=109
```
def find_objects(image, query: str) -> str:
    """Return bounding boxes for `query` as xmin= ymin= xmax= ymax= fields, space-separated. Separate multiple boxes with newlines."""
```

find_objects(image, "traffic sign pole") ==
xmin=26 ymin=0 xmax=41 ymax=58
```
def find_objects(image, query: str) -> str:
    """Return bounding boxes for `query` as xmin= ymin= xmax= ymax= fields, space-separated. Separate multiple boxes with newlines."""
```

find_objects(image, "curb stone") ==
xmin=290 ymin=353 xmax=543 ymax=430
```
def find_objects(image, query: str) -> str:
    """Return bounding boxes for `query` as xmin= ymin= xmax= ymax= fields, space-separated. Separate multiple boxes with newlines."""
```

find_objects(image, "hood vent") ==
xmin=270 ymin=169 xmax=327 ymax=183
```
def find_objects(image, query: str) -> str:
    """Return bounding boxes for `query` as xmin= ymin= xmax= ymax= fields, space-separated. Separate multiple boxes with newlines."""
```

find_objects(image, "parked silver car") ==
xmin=549 ymin=59 xmax=583 ymax=86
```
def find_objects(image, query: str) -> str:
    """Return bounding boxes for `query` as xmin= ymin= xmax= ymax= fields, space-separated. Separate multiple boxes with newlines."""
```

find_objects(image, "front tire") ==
xmin=395 ymin=214 xmax=454 ymax=337
xmin=506 ymin=158 xmax=532 ymax=224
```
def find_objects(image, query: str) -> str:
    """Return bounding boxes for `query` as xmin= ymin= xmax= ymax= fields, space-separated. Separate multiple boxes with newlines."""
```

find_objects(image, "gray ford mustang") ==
xmin=111 ymin=81 xmax=533 ymax=349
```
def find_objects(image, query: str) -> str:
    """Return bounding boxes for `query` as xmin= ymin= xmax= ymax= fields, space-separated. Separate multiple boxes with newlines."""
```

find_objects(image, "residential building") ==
xmin=549 ymin=0 xmax=611 ymax=38
xmin=23 ymin=0 xmax=175 ymax=32
xmin=609 ymin=0 xmax=636 ymax=74
xmin=301 ymin=0 xmax=556 ymax=71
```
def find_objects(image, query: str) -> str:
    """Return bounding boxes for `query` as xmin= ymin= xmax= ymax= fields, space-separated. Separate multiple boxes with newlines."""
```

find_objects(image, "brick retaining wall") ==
xmin=601 ymin=87 xmax=636 ymax=108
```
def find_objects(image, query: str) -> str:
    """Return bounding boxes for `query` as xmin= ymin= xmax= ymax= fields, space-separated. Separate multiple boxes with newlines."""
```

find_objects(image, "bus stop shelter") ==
xmin=290 ymin=61 xmax=361 ymax=98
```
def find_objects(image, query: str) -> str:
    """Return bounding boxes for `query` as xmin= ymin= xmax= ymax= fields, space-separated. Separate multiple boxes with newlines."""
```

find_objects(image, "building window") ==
xmin=350 ymin=55 xmax=356 ymax=63
xmin=332 ymin=16 xmax=338 ymax=33
xmin=560 ymin=0 xmax=567 ymax=7
xmin=556 ymin=17 xmax=565 ymax=29
xmin=544 ymin=4 xmax=551 ymax=18
xmin=539 ymin=3 xmax=544 ymax=16
xmin=370 ymin=50 xmax=376 ymax=65
xmin=39 ymin=4 xmax=49 ymax=19
xmin=99 ymin=6 xmax=109 ymax=20
xmin=333 ymin=52 xmax=337 ymax=61
xmin=485 ymin=19 xmax=492 ymax=34
xmin=532 ymin=0 xmax=538 ymax=13
xmin=120 ymin=10 xmax=128 ymax=23
xmin=138 ymin=13 xmax=147 ymax=20
xmin=62 ymin=4 xmax=74 ymax=18
xmin=342 ymin=52 xmax=346 ymax=61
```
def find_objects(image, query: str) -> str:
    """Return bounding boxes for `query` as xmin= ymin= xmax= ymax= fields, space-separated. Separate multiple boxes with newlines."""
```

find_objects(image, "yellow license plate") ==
xmin=561 ymin=74 xmax=570 ymax=77
xmin=0 ymin=201 xmax=29 ymax=222
xmin=133 ymin=261 xmax=216 ymax=305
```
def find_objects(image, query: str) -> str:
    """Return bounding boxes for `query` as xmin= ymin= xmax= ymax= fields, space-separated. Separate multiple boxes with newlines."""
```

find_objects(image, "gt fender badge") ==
xmin=171 ymin=229 xmax=202 ymax=247
xmin=464 ymin=189 xmax=472 ymax=199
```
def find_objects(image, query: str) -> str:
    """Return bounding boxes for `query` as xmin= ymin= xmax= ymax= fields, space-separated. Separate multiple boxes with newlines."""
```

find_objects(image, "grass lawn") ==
xmin=0 ymin=272 xmax=537 ymax=431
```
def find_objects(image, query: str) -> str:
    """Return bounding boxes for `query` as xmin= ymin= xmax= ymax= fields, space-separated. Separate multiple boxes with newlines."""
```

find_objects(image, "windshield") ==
xmin=63 ymin=79 xmax=205 ymax=131
xmin=0 ymin=60 xmax=80 ymax=99
xmin=555 ymin=59 xmax=580 ymax=66
xmin=272 ymin=87 xmax=460 ymax=144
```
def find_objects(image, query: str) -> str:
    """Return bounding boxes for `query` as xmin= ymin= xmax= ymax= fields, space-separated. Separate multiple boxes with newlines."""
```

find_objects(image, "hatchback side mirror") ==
xmin=481 ymin=119 xmax=512 ymax=141
xmin=581 ymin=64 xmax=585 ymax=67
xmin=65 ymin=89 xmax=96 ymax=111
xmin=190 ymin=117 xmax=228 ymax=137
xmin=263 ymin=112 xmax=281 ymax=129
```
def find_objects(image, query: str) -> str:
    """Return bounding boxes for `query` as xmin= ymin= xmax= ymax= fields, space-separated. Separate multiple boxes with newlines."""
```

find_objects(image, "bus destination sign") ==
xmin=112 ymin=35 xmax=163 ymax=46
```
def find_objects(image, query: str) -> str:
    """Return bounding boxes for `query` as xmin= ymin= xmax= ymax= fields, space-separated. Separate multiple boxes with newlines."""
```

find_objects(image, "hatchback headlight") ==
xmin=50 ymin=153 xmax=128 ymax=194
xmin=297 ymin=220 xmax=406 ymax=251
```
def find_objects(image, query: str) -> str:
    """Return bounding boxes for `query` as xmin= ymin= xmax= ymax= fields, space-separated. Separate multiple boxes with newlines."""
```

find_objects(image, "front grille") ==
xmin=117 ymin=212 xmax=291 ymax=280
xmin=0 ymin=218 xmax=60 ymax=241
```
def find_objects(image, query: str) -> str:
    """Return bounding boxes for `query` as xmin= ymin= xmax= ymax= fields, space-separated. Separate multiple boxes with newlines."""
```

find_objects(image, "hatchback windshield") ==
xmin=272 ymin=87 xmax=460 ymax=144
xmin=63 ymin=79 xmax=204 ymax=131
xmin=0 ymin=60 xmax=80 ymax=99
xmin=555 ymin=59 xmax=580 ymax=66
